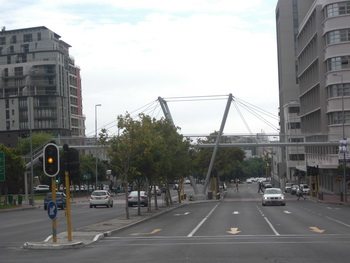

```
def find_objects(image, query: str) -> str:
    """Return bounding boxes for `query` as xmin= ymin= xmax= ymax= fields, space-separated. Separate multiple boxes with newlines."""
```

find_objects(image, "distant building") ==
xmin=0 ymin=26 xmax=85 ymax=148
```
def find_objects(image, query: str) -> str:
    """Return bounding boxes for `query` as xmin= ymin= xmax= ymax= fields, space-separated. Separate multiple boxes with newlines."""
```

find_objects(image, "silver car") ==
xmin=262 ymin=188 xmax=286 ymax=206
xmin=128 ymin=191 xmax=148 ymax=207
xmin=89 ymin=190 xmax=113 ymax=208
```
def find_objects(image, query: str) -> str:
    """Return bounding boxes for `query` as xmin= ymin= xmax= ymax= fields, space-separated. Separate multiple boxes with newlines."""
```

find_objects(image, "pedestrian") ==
xmin=297 ymin=185 xmax=306 ymax=200
xmin=258 ymin=181 xmax=263 ymax=193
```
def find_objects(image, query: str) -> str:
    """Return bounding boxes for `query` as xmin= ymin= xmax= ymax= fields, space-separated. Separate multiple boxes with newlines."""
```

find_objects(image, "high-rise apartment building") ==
xmin=276 ymin=0 xmax=350 ymax=195
xmin=275 ymin=0 xmax=314 ymax=184
xmin=0 ymin=26 xmax=85 ymax=148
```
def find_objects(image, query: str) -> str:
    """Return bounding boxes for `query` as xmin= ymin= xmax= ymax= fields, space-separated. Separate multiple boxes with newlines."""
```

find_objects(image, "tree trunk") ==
xmin=124 ymin=177 xmax=129 ymax=220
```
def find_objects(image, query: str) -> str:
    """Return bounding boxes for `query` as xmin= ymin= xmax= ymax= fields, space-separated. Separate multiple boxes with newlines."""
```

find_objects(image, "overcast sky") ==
xmin=1 ymin=0 xmax=280 ymax=137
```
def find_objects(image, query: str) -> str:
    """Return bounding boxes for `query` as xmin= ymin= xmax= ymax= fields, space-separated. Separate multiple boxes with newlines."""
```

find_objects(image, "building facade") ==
xmin=276 ymin=0 xmax=350 ymax=195
xmin=276 ymin=0 xmax=313 ymax=185
xmin=0 ymin=26 xmax=85 ymax=148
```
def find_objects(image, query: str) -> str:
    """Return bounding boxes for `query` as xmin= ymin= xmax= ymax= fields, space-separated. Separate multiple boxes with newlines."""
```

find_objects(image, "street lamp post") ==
xmin=334 ymin=73 xmax=347 ymax=203
xmin=95 ymin=104 xmax=101 ymax=190
xmin=25 ymin=74 xmax=35 ymax=205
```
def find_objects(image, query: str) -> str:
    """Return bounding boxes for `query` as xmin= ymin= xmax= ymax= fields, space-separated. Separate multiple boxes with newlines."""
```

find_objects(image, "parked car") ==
xmin=34 ymin=185 xmax=50 ymax=192
xmin=284 ymin=183 xmax=293 ymax=193
xmin=44 ymin=192 xmax=66 ymax=210
xmin=299 ymin=184 xmax=310 ymax=195
xmin=89 ymin=190 xmax=113 ymax=208
xmin=150 ymin=186 xmax=161 ymax=196
xmin=262 ymin=188 xmax=286 ymax=206
xmin=128 ymin=191 xmax=148 ymax=207
xmin=291 ymin=184 xmax=299 ymax=195
xmin=246 ymin=179 xmax=252 ymax=184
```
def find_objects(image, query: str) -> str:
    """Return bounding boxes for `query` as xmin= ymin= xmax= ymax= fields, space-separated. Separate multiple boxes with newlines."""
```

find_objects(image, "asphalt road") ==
xmin=3 ymin=183 xmax=350 ymax=262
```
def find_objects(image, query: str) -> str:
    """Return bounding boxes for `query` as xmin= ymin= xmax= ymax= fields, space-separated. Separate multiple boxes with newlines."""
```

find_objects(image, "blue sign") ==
xmin=47 ymin=201 xmax=57 ymax=220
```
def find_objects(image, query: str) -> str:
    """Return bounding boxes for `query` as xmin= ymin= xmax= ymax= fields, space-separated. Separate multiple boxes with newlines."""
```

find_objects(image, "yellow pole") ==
xmin=51 ymin=177 xmax=57 ymax=243
xmin=65 ymin=172 xmax=72 ymax=241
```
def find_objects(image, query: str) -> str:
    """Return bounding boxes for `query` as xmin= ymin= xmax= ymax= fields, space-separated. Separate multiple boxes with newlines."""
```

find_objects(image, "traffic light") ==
xmin=43 ymin=143 xmax=60 ymax=177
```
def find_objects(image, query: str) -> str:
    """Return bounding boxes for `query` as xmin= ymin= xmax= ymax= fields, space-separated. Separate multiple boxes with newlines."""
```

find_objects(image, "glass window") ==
xmin=0 ymin=37 xmax=5 ymax=45
xmin=326 ymin=2 xmax=350 ymax=18
xmin=329 ymin=111 xmax=350 ymax=124
xmin=328 ymin=83 xmax=350 ymax=98
xmin=23 ymin=34 xmax=33 ymax=42
xmin=328 ymin=56 xmax=350 ymax=71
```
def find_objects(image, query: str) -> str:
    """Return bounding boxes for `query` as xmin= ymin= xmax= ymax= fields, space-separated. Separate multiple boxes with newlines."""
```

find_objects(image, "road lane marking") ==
xmin=187 ymin=203 xmax=220 ymax=237
xmin=264 ymin=217 xmax=280 ymax=236
xmin=232 ymin=211 xmax=240 ymax=215
xmin=130 ymin=229 xmax=162 ymax=236
xmin=227 ymin=228 xmax=241 ymax=234
xmin=310 ymin=227 xmax=325 ymax=233
xmin=255 ymin=204 xmax=280 ymax=236
xmin=326 ymin=216 xmax=350 ymax=228
xmin=284 ymin=211 xmax=292 ymax=214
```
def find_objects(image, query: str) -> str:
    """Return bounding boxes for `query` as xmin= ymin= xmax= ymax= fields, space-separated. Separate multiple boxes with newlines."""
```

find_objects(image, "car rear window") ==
xmin=265 ymin=189 xmax=282 ymax=194
xmin=92 ymin=191 xmax=107 ymax=196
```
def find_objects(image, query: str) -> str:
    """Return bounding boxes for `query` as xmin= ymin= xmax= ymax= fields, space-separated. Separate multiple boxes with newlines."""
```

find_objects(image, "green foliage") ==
xmin=192 ymin=132 xmax=246 ymax=182
xmin=105 ymin=113 xmax=192 ymax=186
xmin=242 ymin=157 xmax=265 ymax=178
xmin=17 ymin=132 xmax=53 ymax=155
xmin=0 ymin=144 xmax=26 ymax=182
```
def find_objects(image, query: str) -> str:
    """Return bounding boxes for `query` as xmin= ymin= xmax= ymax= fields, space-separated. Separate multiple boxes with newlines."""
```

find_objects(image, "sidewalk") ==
xmin=308 ymin=192 xmax=350 ymax=205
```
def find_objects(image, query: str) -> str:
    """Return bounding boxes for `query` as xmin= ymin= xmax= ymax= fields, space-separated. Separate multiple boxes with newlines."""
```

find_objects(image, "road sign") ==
xmin=47 ymin=201 xmax=57 ymax=220
xmin=0 ymin=152 xmax=5 ymax=182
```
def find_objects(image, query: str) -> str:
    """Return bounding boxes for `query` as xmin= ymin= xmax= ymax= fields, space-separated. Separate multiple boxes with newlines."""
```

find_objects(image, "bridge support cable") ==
xmin=233 ymin=97 xmax=279 ymax=131
xmin=201 ymin=93 xmax=233 ymax=195
xmin=232 ymin=98 xmax=253 ymax=135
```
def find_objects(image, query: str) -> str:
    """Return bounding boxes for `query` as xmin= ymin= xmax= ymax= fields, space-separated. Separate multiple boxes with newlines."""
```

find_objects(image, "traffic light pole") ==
xmin=51 ymin=177 xmax=57 ymax=243
xmin=63 ymin=144 xmax=73 ymax=242
xmin=65 ymin=170 xmax=72 ymax=241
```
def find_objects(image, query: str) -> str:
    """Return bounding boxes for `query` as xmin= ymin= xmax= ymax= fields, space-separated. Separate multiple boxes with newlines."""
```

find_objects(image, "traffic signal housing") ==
xmin=43 ymin=143 xmax=60 ymax=177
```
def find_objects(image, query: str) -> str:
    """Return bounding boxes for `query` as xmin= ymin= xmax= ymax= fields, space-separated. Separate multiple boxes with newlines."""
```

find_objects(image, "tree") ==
xmin=0 ymin=144 xmax=26 ymax=201
xmin=193 ymin=132 xmax=245 ymax=184
xmin=106 ymin=113 xmax=193 ymax=218
xmin=17 ymin=132 xmax=54 ymax=155
xmin=108 ymin=113 xmax=147 ymax=219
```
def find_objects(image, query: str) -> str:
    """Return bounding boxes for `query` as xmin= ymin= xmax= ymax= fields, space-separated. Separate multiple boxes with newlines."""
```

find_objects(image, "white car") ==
xmin=33 ymin=185 xmax=50 ymax=192
xmin=89 ymin=190 xmax=113 ymax=208
xmin=262 ymin=188 xmax=286 ymax=206
xmin=128 ymin=191 xmax=148 ymax=207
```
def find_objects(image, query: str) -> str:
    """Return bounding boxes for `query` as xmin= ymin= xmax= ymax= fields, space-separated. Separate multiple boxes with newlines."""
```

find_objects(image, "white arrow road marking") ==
xmin=174 ymin=212 xmax=190 ymax=216
xmin=227 ymin=228 xmax=241 ymax=235
xmin=310 ymin=227 xmax=325 ymax=233
xmin=284 ymin=211 xmax=292 ymax=214
xmin=232 ymin=211 xmax=240 ymax=215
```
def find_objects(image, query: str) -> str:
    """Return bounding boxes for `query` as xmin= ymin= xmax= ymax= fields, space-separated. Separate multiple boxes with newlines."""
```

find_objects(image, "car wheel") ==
xmin=111 ymin=202 xmax=113 ymax=207
xmin=262 ymin=203 xmax=266 ymax=206
xmin=44 ymin=206 xmax=47 ymax=210
xmin=90 ymin=205 xmax=92 ymax=208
